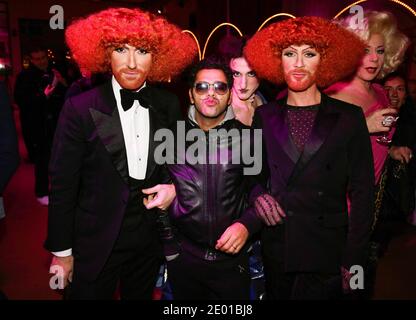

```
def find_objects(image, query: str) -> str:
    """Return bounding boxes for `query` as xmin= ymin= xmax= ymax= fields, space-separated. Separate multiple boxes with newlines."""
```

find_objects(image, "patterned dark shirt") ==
xmin=286 ymin=104 xmax=320 ymax=152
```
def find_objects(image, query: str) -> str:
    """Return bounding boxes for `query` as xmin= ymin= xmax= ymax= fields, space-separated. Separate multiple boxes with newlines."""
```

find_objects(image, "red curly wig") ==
xmin=244 ymin=16 xmax=366 ymax=88
xmin=65 ymin=8 xmax=197 ymax=82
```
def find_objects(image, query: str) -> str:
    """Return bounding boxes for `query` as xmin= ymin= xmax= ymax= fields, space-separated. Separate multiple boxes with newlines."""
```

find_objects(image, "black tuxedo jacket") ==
xmin=44 ymin=81 xmax=182 ymax=281
xmin=253 ymin=94 xmax=374 ymax=273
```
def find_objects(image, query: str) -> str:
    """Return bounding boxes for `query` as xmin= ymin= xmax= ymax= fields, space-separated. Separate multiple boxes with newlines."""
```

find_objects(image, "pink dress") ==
xmin=365 ymin=84 xmax=395 ymax=185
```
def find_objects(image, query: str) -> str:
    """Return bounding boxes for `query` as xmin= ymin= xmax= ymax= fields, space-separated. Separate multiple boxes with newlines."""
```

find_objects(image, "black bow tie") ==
xmin=120 ymin=88 xmax=150 ymax=111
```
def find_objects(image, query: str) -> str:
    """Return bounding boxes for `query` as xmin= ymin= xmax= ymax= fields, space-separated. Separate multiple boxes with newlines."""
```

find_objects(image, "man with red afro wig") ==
xmin=44 ymin=7 xmax=196 ymax=299
xmin=245 ymin=16 xmax=375 ymax=299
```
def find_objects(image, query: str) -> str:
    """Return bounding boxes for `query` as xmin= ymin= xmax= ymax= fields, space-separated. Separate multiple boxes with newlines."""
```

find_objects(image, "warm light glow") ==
xmin=257 ymin=13 xmax=296 ymax=31
xmin=181 ymin=0 xmax=416 ymax=62
xmin=182 ymin=30 xmax=202 ymax=61
xmin=202 ymin=23 xmax=243 ymax=59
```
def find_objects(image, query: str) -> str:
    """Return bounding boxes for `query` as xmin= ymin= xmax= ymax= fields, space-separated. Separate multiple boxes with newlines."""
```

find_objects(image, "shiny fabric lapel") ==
xmin=145 ymin=107 xmax=158 ymax=180
xmin=288 ymin=94 xmax=340 ymax=185
xmin=273 ymin=102 xmax=301 ymax=164
xmin=89 ymin=82 xmax=129 ymax=185
xmin=267 ymin=101 xmax=300 ymax=185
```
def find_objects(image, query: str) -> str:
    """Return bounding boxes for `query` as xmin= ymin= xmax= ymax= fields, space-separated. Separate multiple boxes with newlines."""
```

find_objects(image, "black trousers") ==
xmin=67 ymin=178 xmax=163 ymax=300
xmin=263 ymin=255 xmax=343 ymax=300
xmin=167 ymin=249 xmax=251 ymax=300
xmin=67 ymin=215 xmax=162 ymax=300
xmin=68 ymin=244 xmax=161 ymax=300
xmin=34 ymin=141 xmax=50 ymax=197
xmin=31 ymin=114 xmax=54 ymax=197
xmin=19 ymin=112 xmax=39 ymax=162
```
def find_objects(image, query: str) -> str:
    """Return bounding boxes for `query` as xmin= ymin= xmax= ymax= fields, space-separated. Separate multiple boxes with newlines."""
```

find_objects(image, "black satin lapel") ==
xmin=145 ymin=108 xmax=158 ymax=180
xmin=289 ymin=98 xmax=339 ymax=185
xmin=273 ymin=106 xmax=301 ymax=164
xmin=268 ymin=104 xmax=299 ymax=185
xmin=90 ymin=107 xmax=129 ymax=185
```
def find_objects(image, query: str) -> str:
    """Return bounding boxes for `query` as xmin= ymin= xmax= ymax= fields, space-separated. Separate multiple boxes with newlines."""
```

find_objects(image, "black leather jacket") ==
xmin=168 ymin=107 xmax=262 ymax=261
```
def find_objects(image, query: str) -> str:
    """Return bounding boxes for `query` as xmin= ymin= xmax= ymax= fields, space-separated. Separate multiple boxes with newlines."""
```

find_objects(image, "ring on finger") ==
xmin=382 ymin=115 xmax=395 ymax=127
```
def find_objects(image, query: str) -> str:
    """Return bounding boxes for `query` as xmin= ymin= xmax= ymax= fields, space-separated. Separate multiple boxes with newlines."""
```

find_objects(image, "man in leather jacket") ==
xmin=165 ymin=57 xmax=264 ymax=299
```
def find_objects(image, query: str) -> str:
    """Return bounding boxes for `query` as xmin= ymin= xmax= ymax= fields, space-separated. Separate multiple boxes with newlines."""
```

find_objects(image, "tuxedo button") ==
xmin=287 ymin=211 xmax=294 ymax=217
xmin=318 ymin=191 xmax=324 ymax=196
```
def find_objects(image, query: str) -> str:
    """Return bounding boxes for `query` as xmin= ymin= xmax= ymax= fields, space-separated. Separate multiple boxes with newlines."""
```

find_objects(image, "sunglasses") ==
xmin=194 ymin=81 xmax=229 ymax=95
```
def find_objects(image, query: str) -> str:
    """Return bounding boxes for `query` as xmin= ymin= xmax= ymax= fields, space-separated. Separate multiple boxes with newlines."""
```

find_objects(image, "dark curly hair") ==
xmin=187 ymin=55 xmax=234 ymax=89
xmin=65 ymin=7 xmax=197 ymax=82
xmin=244 ymin=16 xmax=366 ymax=88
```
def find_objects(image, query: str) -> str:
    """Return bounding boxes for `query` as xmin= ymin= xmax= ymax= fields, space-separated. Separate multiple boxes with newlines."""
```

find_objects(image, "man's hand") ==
xmin=366 ymin=108 xmax=397 ymax=133
xmin=254 ymin=193 xmax=286 ymax=226
xmin=44 ymin=84 xmax=56 ymax=98
xmin=142 ymin=184 xmax=176 ymax=210
xmin=50 ymin=255 xmax=74 ymax=288
xmin=52 ymin=69 xmax=67 ymax=87
xmin=215 ymin=222 xmax=249 ymax=255
xmin=390 ymin=146 xmax=413 ymax=164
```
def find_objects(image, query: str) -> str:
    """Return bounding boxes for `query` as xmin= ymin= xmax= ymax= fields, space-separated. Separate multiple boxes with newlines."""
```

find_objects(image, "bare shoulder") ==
xmin=328 ymin=88 xmax=356 ymax=105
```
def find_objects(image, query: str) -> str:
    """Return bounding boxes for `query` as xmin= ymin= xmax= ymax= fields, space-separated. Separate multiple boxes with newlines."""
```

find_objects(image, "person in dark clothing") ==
xmin=388 ymin=73 xmax=416 ymax=162
xmin=0 ymin=80 xmax=19 ymax=298
xmin=44 ymin=7 xmax=196 ymax=300
xmin=390 ymin=74 xmax=416 ymax=227
xmin=165 ymin=58 xmax=263 ymax=300
xmin=65 ymin=67 xmax=110 ymax=100
xmin=380 ymin=73 xmax=416 ymax=229
xmin=14 ymin=46 xmax=67 ymax=205
xmin=245 ymin=16 xmax=374 ymax=300
xmin=0 ymin=81 xmax=19 ymax=219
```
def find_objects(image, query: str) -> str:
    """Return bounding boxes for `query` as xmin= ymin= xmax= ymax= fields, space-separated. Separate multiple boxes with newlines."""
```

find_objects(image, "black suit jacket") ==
xmin=392 ymin=96 xmax=416 ymax=149
xmin=44 ymin=81 xmax=182 ymax=281
xmin=0 ymin=81 xmax=19 ymax=193
xmin=253 ymin=94 xmax=374 ymax=273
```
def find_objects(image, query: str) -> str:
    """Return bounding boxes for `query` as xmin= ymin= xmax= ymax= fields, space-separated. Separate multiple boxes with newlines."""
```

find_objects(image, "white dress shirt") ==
xmin=53 ymin=77 xmax=150 ymax=257
xmin=112 ymin=77 xmax=150 ymax=179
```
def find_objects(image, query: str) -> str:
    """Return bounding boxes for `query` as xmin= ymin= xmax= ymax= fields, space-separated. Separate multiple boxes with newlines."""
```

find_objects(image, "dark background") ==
xmin=0 ymin=0 xmax=415 ymax=93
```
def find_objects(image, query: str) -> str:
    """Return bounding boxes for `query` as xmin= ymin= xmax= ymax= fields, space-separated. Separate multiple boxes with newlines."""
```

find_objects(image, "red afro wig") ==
xmin=244 ymin=16 xmax=366 ymax=88
xmin=66 ymin=8 xmax=197 ymax=82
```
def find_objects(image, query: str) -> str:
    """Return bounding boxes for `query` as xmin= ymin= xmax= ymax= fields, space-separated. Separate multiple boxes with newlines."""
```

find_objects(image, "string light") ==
xmin=257 ymin=13 xmax=296 ymax=31
xmin=333 ymin=0 xmax=367 ymax=19
xmin=389 ymin=0 xmax=416 ymax=16
xmin=180 ymin=1 xmax=415 ymax=61
xmin=202 ymin=23 xmax=243 ymax=59
xmin=182 ymin=30 xmax=202 ymax=61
